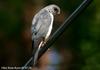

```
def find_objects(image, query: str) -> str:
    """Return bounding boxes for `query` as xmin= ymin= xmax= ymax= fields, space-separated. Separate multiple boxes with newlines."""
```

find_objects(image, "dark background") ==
xmin=0 ymin=0 xmax=100 ymax=70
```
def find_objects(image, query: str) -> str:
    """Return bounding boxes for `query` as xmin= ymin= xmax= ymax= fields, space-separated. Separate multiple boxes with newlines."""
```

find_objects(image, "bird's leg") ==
xmin=42 ymin=38 xmax=51 ymax=51
xmin=41 ymin=37 xmax=46 ymax=47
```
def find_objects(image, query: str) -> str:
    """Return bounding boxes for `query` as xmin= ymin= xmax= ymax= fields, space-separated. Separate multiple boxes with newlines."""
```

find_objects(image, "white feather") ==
xmin=45 ymin=13 xmax=54 ymax=40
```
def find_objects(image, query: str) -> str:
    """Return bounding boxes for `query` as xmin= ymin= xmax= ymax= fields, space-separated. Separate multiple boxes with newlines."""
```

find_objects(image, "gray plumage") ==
xmin=32 ymin=4 xmax=60 ymax=65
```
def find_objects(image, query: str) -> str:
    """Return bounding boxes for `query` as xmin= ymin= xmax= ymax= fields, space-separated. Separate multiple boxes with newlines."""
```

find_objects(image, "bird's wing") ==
xmin=32 ymin=10 xmax=54 ymax=65
xmin=32 ymin=10 xmax=53 ymax=47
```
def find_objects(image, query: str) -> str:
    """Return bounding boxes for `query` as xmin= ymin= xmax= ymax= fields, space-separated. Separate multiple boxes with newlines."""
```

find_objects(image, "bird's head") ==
xmin=44 ymin=4 xmax=60 ymax=15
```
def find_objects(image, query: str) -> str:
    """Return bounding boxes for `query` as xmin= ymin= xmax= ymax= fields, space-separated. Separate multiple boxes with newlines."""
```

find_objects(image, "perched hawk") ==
xmin=32 ymin=4 xmax=60 ymax=65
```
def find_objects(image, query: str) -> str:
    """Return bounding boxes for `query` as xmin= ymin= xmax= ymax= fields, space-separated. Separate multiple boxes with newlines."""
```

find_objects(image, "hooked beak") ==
xmin=57 ymin=11 xmax=60 ymax=14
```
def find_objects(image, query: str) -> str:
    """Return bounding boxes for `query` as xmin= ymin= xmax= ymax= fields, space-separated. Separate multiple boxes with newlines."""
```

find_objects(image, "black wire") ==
xmin=21 ymin=0 xmax=93 ymax=70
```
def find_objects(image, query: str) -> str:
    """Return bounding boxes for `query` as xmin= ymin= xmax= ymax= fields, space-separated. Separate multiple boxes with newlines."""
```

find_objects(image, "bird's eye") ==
xmin=54 ymin=7 xmax=58 ymax=12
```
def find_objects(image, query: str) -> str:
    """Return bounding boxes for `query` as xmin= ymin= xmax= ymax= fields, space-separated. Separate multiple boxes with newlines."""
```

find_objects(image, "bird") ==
xmin=31 ymin=4 xmax=60 ymax=66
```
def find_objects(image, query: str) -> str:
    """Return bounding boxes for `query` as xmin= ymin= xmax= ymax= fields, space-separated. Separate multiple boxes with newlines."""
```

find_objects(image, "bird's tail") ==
xmin=33 ymin=41 xmax=43 ymax=65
